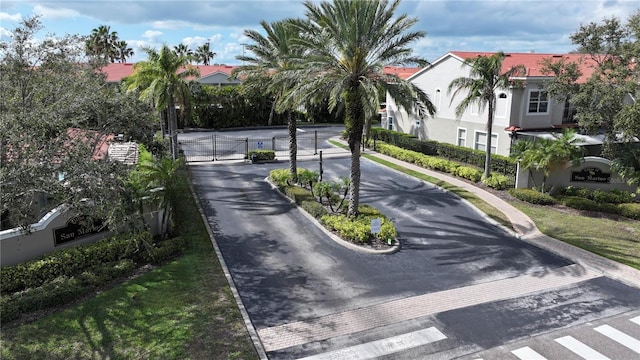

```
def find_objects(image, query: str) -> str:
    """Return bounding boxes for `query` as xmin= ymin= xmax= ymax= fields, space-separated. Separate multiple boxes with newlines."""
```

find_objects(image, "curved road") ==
xmin=189 ymin=155 xmax=640 ymax=359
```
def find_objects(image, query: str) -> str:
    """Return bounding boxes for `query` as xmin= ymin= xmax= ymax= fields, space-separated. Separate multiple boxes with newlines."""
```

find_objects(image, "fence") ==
xmin=179 ymin=131 xmax=345 ymax=162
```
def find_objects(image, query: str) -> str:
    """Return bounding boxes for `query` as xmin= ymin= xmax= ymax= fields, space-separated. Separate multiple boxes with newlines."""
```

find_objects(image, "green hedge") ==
xmin=508 ymin=188 xmax=557 ymax=205
xmin=618 ymin=203 xmax=640 ymax=220
xmin=0 ymin=234 xmax=187 ymax=323
xmin=371 ymin=128 xmax=517 ymax=177
xmin=561 ymin=186 xmax=636 ymax=204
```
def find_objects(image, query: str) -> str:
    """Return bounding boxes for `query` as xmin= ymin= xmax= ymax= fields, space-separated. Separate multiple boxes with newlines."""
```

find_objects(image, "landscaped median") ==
xmin=267 ymin=168 xmax=399 ymax=253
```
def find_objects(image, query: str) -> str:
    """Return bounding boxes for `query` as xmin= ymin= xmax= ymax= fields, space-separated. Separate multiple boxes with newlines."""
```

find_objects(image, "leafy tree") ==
xmin=286 ymin=0 xmax=435 ymax=217
xmin=1 ymin=17 xmax=149 ymax=230
xmin=511 ymin=129 xmax=586 ymax=193
xmin=542 ymin=11 xmax=640 ymax=187
xmin=448 ymin=51 xmax=525 ymax=179
xmin=124 ymin=45 xmax=200 ymax=159
xmin=194 ymin=42 xmax=216 ymax=65
xmin=234 ymin=19 xmax=305 ymax=182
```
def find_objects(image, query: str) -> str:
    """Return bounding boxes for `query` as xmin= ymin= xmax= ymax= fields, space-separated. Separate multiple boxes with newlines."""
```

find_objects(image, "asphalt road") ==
xmin=189 ymin=155 xmax=640 ymax=359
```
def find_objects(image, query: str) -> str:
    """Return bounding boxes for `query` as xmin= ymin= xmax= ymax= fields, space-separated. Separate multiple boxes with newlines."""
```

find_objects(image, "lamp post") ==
xmin=241 ymin=43 xmax=247 ymax=65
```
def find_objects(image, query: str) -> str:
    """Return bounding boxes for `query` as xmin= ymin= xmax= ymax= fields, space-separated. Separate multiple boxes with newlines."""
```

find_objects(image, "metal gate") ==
xmin=179 ymin=131 xmax=345 ymax=162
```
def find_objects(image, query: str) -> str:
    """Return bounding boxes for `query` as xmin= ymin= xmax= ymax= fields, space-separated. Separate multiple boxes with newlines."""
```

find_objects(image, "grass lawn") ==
xmin=0 ymin=171 xmax=258 ymax=360
xmin=329 ymin=140 xmax=640 ymax=271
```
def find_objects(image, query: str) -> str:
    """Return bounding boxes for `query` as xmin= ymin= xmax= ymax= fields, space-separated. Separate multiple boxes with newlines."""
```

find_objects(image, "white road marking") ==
xmin=631 ymin=316 xmax=640 ymax=326
xmin=296 ymin=327 xmax=447 ymax=360
xmin=511 ymin=346 xmax=548 ymax=360
xmin=555 ymin=335 xmax=611 ymax=360
xmin=594 ymin=325 xmax=640 ymax=354
xmin=297 ymin=128 xmax=306 ymax=133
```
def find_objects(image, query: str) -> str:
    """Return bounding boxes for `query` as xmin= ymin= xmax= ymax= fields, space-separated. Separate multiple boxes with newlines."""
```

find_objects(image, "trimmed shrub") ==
xmin=508 ymin=188 xmax=557 ymax=205
xmin=321 ymin=205 xmax=397 ymax=244
xmin=559 ymin=196 xmax=600 ymax=211
xmin=482 ymin=174 xmax=510 ymax=190
xmin=454 ymin=166 xmax=482 ymax=182
xmin=248 ymin=149 xmax=275 ymax=162
xmin=618 ymin=203 xmax=640 ymax=220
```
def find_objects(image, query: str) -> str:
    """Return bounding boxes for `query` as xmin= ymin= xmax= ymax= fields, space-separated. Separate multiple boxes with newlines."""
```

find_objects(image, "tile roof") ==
xmin=449 ymin=51 xmax=598 ymax=82
xmin=99 ymin=63 xmax=238 ymax=83
xmin=383 ymin=65 xmax=422 ymax=79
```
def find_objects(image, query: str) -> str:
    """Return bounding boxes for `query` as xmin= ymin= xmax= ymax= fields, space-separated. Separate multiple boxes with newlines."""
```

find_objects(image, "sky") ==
xmin=0 ymin=0 xmax=637 ymax=65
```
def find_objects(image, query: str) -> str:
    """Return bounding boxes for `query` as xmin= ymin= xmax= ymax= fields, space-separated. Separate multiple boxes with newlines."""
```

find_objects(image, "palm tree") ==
xmin=287 ymin=0 xmax=436 ymax=217
xmin=173 ymin=43 xmax=193 ymax=61
xmin=447 ymin=51 xmax=525 ymax=179
xmin=86 ymin=25 xmax=119 ymax=62
xmin=511 ymin=129 xmax=585 ymax=192
xmin=233 ymin=19 xmax=303 ymax=182
xmin=124 ymin=45 xmax=199 ymax=159
xmin=195 ymin=42 xmax=216 ymax=65
xmin=115 ymin=40 xmax=134 ymax=63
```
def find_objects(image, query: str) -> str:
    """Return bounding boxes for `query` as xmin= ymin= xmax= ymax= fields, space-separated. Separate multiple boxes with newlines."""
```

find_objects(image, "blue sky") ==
xmin=1 ymin=0 xmax=637 ymax=65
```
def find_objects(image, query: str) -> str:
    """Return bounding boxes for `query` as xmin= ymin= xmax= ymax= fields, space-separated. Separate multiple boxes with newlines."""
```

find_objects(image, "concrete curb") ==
xmin=187 ymin=174 xmax=269 ymax=360
xmin=264 ymin=177 xmax=401 ymax=255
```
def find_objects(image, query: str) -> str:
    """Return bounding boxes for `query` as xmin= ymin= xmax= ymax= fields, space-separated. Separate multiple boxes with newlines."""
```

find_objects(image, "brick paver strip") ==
xmin=258 ymin=264 xmax=600 ymax=351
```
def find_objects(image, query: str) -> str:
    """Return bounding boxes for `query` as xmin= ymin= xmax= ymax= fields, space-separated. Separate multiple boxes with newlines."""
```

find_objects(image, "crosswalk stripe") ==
xmin=511 ymin=346 xmax=548 ymax=360
xmin=555 ymin=335 xmax=611 ymax=360
xmin=631 ymin=316 xmax=640 ymax=326
xmin=594 ymin=325 xmax=640 ymax=354
xmin=296 ymin=327 xmax=447 ymax=360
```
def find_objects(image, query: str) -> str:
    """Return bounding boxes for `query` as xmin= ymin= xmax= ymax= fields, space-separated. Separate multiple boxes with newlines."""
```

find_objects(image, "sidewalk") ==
xmin=356 ymin=142 xmax=640 ymax=289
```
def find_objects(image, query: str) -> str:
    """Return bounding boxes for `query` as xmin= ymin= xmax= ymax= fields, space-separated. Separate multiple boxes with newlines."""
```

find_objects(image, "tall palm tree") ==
xmin=86 ymin=25 xmax=119 ymax=62
xmin=173 ymin=43 xmax=193 ymax=61
xmin=124 ymin=45 xmax=199 ymax=159
xmin=287 ymin=0 xmax=435 ymax=217
xmin=448 ymin=51 xmax=525 ymax=179
xmin=195 ymin=42 xmax=216 ymax=65
xmin=233 ymin=19 xmax=303 ymax=182
xmin=115 ymin=40 xmax=134 ymax=63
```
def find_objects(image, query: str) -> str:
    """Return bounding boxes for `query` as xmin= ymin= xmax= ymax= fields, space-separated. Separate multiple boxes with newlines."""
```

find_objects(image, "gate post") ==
xmin=245 ymin=138 xmax=249 ymax=159
xmin=272 ymin=136 xmax=276 ymax=151
xmin=212 ymin=135 xmax=216 ymax=161
xmin=314 ymin=131 xmax=318 ymax=155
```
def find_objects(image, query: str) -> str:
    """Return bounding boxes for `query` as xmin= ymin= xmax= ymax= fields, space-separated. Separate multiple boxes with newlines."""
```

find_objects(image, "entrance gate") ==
xmin=179 ymin=131 xmax=344 ymax=162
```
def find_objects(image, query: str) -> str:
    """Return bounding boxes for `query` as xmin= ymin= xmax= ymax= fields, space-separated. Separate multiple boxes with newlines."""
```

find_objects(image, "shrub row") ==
xmin=508 ymin=188 xmax=557 ymax=205
xmin=0 ymin=234 xmax=187 ymax=323
xmin=560 ymin=186 xmax=636 ymax=204
xmin=371 ymin=128 xmax=517 ymax=177
xmin=375 ymin=142 xmax=513 ymax=190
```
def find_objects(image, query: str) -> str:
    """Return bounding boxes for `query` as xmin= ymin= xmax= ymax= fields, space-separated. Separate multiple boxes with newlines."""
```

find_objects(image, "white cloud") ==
xmin=141 ymin=30 xmax=163 ymax=42
xmin=0 ymin=12 xmax=22 ymax=22
xmin=33 ymin=4 xmax=80 ymax=20
xmin=0 ymin=26 xmax=13 ymax=40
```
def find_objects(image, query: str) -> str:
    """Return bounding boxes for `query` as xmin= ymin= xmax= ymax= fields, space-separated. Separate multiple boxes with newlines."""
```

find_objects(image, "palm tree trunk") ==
xmin=347 ymin=142 xmax=361 ymax=217
xmin=168 ymin=97 xmax=179 ymax=160
xmin=484 ymin=100 xmax=494 ymax=179
xmin=287 ymin=111 xmax=298 ymax=183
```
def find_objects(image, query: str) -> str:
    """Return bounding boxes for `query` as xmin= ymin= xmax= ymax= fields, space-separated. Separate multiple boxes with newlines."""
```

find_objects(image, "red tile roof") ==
xmin=383 ymin=65 xmax=422 ymax=79
xmin=99 ymin=63 xmax=238 ymax=83
xmin=449 ymin=51 xmax=598 ymax=83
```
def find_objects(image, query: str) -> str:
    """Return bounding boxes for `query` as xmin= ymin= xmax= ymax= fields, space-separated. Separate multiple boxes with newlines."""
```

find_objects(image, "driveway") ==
xmin=189 ymin=155 xmax=640 ymax=359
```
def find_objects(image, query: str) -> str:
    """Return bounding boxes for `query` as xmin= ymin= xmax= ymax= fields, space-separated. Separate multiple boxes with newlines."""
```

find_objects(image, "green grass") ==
xmin=330 ymin=140 xmax=640 ymax=270
xmin=0 ymin=171 xmax=258 ymax=360
xmin=509 ymin=201 xmax=640 ymax=270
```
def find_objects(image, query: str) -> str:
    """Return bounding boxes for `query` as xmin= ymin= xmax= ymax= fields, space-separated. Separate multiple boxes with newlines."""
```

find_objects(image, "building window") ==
xmin=457 ymin=128 xmax=466 ymax=147
xmin=435 ymin=88 xmax=442 ymax=110
xmin=528 ymin=90 xmax=549 ymax=114
xmin=496 ymin=92 xmax=508 ymax=118
xmin=562 ymin=98 xmax=577 ymax=124
xmin=474 ymin=131 xmax=498 ymax=153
